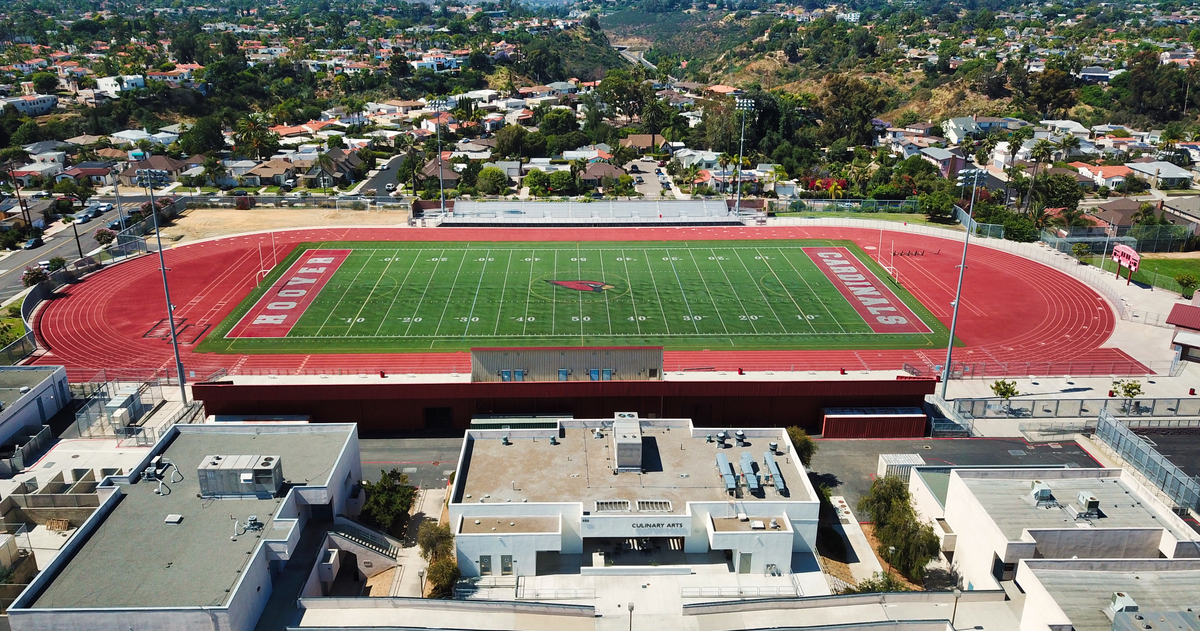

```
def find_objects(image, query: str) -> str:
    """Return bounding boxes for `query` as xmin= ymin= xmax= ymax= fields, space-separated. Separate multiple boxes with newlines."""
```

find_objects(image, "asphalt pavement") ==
xmin=359 ymin=436 xmax=463 ymax=490
xmin=0 ymin=202 xmax=135 ymax=303
xmin=357 ymin=155 xmax=404 ymax=197
xmin=626 ymin=160 xmax=672 ymax=199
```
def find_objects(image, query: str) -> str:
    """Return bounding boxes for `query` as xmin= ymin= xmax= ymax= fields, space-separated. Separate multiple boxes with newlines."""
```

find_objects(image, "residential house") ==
xmin=1160 ymin=197 xmax=1200 ymax=235
xmin=55 ymin=161 xmax=114 ymax=187
xmin=1127 ymin=161 xmax=1194 ymax=189
xmin=942 ymin=117 xmax=980 ymax=144
xmin=580 ymin=162 xmax=625 ymax=188
xmin=1045 ymin=167 xmax=1094 ymax=189
xmin=0 ymin=94 xmax=57 ymax=116
xmin=421 ymin=157 xmax=461 ymax=186
xmin=117 ymin=154 xmax=185 ymax=186
xmin=618 ymin=134 xmax=666 ymax=154
xmin=96 ymin=75 xmax=145 ymax=98
xmin=245 ymin=160 xmax=295 ymax=186
xmin=920 ymin=147 xmax=967 ymax=178
xmin=1070 ymin=162 xmax=1131 ymax=188
xmin=303 ymin=149 xmax=362 ymax=189
xmin=1091 ymin=198 xmax=1144 ymax=231
xmin=673 ymin=149 xmax=721 ymax=170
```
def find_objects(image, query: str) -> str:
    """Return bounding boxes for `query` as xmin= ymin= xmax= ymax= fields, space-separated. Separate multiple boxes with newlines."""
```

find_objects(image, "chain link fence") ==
xmin=775 ymin=198 xmax=920 ymax=214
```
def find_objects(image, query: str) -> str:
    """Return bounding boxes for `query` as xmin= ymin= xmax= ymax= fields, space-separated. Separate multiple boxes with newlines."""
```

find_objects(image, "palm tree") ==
xmin=1056 ymin=134 xmax=1082 ymax=160
xmin=233 ymin=113 xmax=279 ymax=160
xmin=827 ymin=179 xmax=845 ymax=199
xmin=202 ymin=156 xmax=226 ymax=188
xmin=1003 ymin=164 xmax=1025 ymax=209
xmin=314 ymin=152 xmax=336 ymax=196
xmin=1024 ymin=139 xmax=1056 ymax=212
xmin=717 ymin=153 xmax=732 ymax=194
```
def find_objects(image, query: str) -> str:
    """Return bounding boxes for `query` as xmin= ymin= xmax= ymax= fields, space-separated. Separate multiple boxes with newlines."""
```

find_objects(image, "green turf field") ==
xmin=199 ymin=240 xmax=953 ymax=353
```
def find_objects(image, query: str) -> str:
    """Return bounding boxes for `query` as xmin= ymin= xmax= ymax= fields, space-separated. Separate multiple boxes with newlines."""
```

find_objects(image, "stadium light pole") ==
xmin=941 ymin=168 xmax=987 ymax=400
xmin=733 ymin=98 xmax=754 ymax=216
xmin=429 ymin=98 xmax=448 ymax=216
xmin=138 ymin=166 xmax=188 ymax=404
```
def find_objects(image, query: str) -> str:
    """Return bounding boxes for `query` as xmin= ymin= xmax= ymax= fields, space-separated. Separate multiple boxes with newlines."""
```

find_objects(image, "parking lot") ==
xmin=809 ymin=437 xmax=1101 ymax=510
xmin=626 ymin=160 xmax=674 ymax=198
xmin=359 ymin=436 xmax=463 ymax=490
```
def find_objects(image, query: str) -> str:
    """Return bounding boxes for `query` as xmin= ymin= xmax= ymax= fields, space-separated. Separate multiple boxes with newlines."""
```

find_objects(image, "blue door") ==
xmin=501 ymin=370 xmax=511 ymax=382
xmin=590 ymin=369 xmax=600 ymax=381
xmin=602 ymin=369 xmax=612 ymax=381
xmin=559 ymin=369 xmax=569 ymax=381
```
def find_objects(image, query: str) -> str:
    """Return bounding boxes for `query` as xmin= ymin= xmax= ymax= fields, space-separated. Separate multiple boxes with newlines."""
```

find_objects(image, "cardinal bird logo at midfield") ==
xmin=546 ymin=280 xmax=615 ymax=293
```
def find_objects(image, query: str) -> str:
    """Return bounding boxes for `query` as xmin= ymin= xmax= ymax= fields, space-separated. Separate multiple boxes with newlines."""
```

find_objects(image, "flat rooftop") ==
xmin=1032 ymin=565 xmax=1200 ymax=631
xmin=460 ymin=516 xmax=559 ymax=534
xmin=712 ymin=516 xmax=788 ymax=532
xmin=962 ymin=475 xmax=1190 ymax=540
xmin=30 ymin=427 xmax=352 ymax=609
xmin=0 ymin=367 xmax=58 ymax=410
xmin=1138 ymin=431 xmax=1200 ymax=479
xmin=810 ymin=438 xmax=1099 ymax=510
xmin=459 ymin=427 xmax=809 ymax=512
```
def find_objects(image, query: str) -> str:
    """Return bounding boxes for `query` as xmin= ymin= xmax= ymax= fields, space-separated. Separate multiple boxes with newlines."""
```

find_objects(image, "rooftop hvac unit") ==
xmin=1077 ymin=491 xmax=1100 ymax=512
xmin=197 ymin=455 xmax=284 ymax=499
xmin=614 ymin=412 xmax=639 ymax=419
xmin=612 ymin=420 xmax=642 ymax=471
xmin=1030 ymin=480 xmax=1053 ymax=503
xmin=1108 ymin=592 xmax=1139 ymax=617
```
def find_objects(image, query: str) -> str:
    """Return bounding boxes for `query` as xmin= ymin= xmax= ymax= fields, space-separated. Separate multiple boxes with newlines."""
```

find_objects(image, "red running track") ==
xmin=29 ymin=226 xmax=1145 ymax=381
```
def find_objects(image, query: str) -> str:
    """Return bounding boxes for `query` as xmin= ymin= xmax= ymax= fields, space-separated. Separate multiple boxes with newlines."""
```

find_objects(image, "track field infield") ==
xmin=197 ymin=240 xmax=954 ymax=353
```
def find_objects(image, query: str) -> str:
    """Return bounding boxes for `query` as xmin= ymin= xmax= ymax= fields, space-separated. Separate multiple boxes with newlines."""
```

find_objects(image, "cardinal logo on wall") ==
xmin=545 ymin=280 xmax=615 ymax=293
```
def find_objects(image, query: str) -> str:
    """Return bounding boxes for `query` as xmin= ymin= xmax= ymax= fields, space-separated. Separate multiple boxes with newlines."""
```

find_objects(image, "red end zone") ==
xmin=803 ymin=247 xmax=932 ymax=334
xmin=226 ymin=249 xmax=351 ymax=338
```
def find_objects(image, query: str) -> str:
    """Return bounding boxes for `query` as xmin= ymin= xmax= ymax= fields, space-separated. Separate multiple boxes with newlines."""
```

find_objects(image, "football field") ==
xmin=199 ymin=240 xmax=952 ymax=353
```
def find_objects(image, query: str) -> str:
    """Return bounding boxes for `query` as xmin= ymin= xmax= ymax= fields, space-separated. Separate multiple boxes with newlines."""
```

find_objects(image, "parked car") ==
xmin=231 ymin=190 xmax=249 ymax=197
xmin=286 ymin=191 xmax=310 ymax=198
xmin=23 ymin=237 xmax=43 ymax=250
xmin=379 ymin=163 xmax=390 ymax=170
xmin=635 ymin=176 xmax=644 ymax=184
xmin=385 ymin=183 xmax=396 ymax=191
xmin=87 ymin=206 xmax=105 ymax=218
xmin=31 ymin=191 xmax=51 ymax=199
xmin=73 ymin=213 xmax=91 ymax=224
xmin=629 ymin=164 xmax=640 ymax=173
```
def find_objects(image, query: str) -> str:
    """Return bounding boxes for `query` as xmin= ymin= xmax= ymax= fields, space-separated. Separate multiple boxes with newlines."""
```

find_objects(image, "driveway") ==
xmin=626 ymin=160 xmax=671 ymax=199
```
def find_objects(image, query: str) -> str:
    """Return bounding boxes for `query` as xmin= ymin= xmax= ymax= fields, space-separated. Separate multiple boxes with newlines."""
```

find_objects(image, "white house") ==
xmin=0 ymin=94 xmax=58 ymax=116
xmin=96 ymin=75 xmax=145 ymax=98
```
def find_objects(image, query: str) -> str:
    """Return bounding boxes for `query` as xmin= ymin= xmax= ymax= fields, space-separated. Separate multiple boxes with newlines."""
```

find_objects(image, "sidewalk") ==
xmin=388 ymin=485 xmax=446 ymax=597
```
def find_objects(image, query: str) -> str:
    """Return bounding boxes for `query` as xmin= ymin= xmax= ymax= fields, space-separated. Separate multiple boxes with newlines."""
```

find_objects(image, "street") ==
xmin=356 ymin=155 xmax=404 ymax=197
xmin=0 ymin=201 xmax=136 ymax=303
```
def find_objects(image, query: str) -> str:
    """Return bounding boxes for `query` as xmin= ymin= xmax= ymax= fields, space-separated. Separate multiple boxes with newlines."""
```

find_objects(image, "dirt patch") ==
xmin=1143 ymin=252 xmax=1200 ymax=259
xmin=158 ymin=206 xmax=408 ymax=243
xmin=820 ymin=553 xmax=856 ymax=588
xmin=362 ymin=567 xmax=396 ymax=597
xmin=859 ymin=523 xmax=924 ymax=591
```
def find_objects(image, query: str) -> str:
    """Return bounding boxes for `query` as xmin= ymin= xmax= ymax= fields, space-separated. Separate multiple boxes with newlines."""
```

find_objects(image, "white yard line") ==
xmin=346 ymin=249 xmax=401 ymax=335
xmin=314 ymin=252 xmax=375 ymax=337
xmin=664 ymin=248 xmax=700 ymax=333
xmin=462 ymin=248 xmax=492 ymax=337
xmin=709 ymin=249 xmax=757 ymax=334
xmin=779 ymin=247 xmax=847 ymax=333
xmin=402 ymin=249 xmax=447 ymax=336
xmin=373 ymin=249 xmax=423 ymax=337
xmin=686 ymin=248 xmax=729 ymax=334
xmin=754 ymin=247 xmax=817 ymax=334
xmin=492 ymin=249 xmax=513 ymax=336
xmin=732 ymin=249 xmax=789 ymax=333
xmin=640 ymin=248 xmax=672 ymax=334
xmin=619 ymin=250 xmax=642 ymax=335
xmin=432 ymin=249 xmax=471 ymax=337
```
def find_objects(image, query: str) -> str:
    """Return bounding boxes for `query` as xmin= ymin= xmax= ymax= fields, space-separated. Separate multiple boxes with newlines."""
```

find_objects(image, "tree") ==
xmin=425 ymin=557 xmax=460 ymax=598
xmin=93 ymin=227 xmax=116 ymax=246
xmin=476 ymin=167 xmax=510 ymax=195
xmin=841 ymin=571 xmax=908 ymax=594
xmin=360 ymin=469 xmax=416 ymax=533
xmin=786 ymin=426 xmax=818 ymax=467
xmin=523 ymin=168 xmax=550 ymax=195
xmin=1028 ymin=69 xmax=1076 ymax=116
xmin=417 ymin=522 xmax=455 ymax=562
xmin=1024 ymin=140 xmax=1056 ymax=212
xmin=858 ymin=476 xmax=941 ymax=581
xmin=991 ymin=379 xmax=1021 ymax=413
xmin=21 ymin=266 xmax=50 ymax=287
xmin=1176 ymin=273 xmax=1198 ymax=299
xmin=46 ymin=256 xmax=66 ymax=272
xmin=232 ymin=113 xmax=280 ymax=160
xmin=202 ymin=155 xmax=227 ymax=187
xmin=1071 ymin=242 xmax=1091 ymax=261
xmin=31 ymin=72 xmax=59 ymax=94
xmin=818 ymin=74 xmax=888 ymax=147
xmin=179 ymin=117 xmax=226 ymax=155
xmin=920 ymin=190 xmax=954 ymax=222
xmin=1112 ymin=379 xmax=1144 ymax=414
xmin=548 ymin=170 xmax=576 ymax=195
xmin=494 ymin=125 xmax=529 ymax=158
xmin=539 ymin=109 xmax=579 ymax=137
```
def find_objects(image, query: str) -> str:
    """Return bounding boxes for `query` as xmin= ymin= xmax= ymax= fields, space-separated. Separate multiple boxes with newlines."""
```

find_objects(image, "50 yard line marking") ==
xmin=462 ymin=248 xmax=492 ymax=337
xmin=521 ymin=248 xmax=535 ymax=335
xmin=598 ymin=248 xmax=613 ymax=335
xmin=402 ymin=249 xmax=447 ymax=336
xmin=492 ymin=249 xmax=513 ymax=335
xmin=576 ymin=244 xmax=585 ymax=337
xmin=373 ymin=249 xmax=423 ymax=336
xmin=619 ymin=250 xmax=642 ymax=335
xmin=640 ymin=248 xmax=672 ymax=334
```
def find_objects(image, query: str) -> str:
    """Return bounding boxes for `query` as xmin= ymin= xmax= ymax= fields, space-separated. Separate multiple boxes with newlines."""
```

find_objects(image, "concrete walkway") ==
xmin=830 ymin=496 xmax=883 ymax=583
xmin=389 ymin=486 xmax=447 ymax=597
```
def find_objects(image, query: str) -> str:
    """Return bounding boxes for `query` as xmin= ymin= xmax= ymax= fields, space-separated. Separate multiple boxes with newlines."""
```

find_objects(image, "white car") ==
xmin=385 ymin=183 xmax=396 ymax=191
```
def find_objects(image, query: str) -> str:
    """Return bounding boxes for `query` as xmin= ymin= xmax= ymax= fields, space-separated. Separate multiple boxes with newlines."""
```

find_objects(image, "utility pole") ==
xmin=941 ymin=169 xmax=986 ymax=400
xmin=137 ymin=166 xmax=188 ymax=404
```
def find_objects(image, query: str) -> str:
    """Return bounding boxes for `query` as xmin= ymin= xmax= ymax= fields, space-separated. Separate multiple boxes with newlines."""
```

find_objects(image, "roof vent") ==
xmin=1030 ymin=480 xmax=1054 ymax=505
xmin=1107 ymin=592 xmax=1139 ymax=619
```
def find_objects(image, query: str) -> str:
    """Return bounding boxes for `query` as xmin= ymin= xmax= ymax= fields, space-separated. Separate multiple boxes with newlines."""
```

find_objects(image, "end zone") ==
xmin=802 ymin=246 xmax=932 ymax=334
xmin=226 ymin=249 xmax=352 ymax=338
